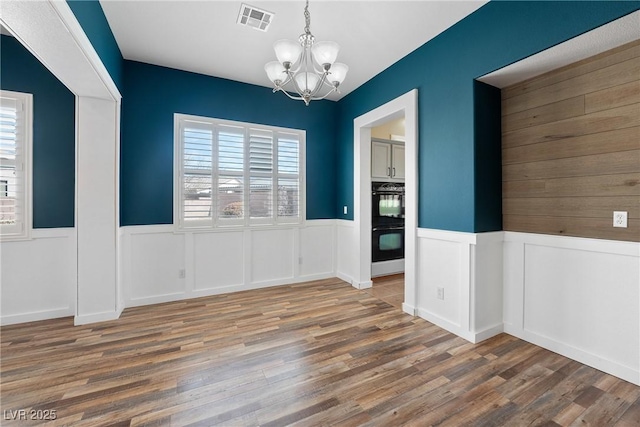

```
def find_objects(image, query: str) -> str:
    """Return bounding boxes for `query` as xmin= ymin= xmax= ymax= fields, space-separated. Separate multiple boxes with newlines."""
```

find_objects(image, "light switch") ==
xmin=343 ymin=205 xmax=348 ymax=215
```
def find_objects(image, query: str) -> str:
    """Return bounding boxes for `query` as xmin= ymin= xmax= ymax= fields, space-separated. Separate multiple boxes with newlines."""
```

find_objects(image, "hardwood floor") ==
xmin=366 ymin=274 xmax=404 ymax=309
xmin=1 ymin=277 xmax=638 ymax=426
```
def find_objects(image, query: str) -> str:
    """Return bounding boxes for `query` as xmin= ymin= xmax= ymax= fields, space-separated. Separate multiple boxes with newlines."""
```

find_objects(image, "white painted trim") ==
xmin=2 ymin=307 xmax=75 ymax=326
xmin=336 ymin=271 xmax=355 ymax=286
xmin=371 ymin=259 xmax=404 ymax=277
xmin=128 ymin=272 xmax=336 ymax=308
xmin=503 ymin=231 xmax=640 ymax=385
xmin=402 ymin=303 xmax=417 ymax=316
xmin=353 ymin=89 xmax=418 ymax=312
xmin=335 ymin=219 xmax=355 ymax=228
xmin=504 ymin=324 xmax=638 ymax=385
xmin=417 ymin=228 xmax=504 ymax=245
xmin=0 ymin=90 xmax=33 ymax=242
xmin=504 ymin=231 xmax=639 ymax=256
xmin=74 ymin=307 xmax=123 ymax=326
xmin=352 ymin=280 xmax=373 ymax=290
xmin=48 ymin=1 xmax=121 ymax=100
xmin=30 ymin=227 xmax=75 ymax=239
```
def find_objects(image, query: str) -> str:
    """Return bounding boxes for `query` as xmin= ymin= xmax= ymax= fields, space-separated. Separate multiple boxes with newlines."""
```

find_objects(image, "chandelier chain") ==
xmin=304 ymin=0 xmax=311 ymax=35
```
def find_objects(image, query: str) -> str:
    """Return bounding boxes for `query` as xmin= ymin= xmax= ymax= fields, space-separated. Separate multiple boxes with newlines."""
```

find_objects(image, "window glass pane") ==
xmin=277 ymin=178 xmax=298 ymax=218
xmin=183 ymin=126 xmax=212 ymax=172
xmin=183 ymin=173 xmax=212 ymax=221
xmin=219 ymin=128 xmax=244 ymax=172
xmin=218 ymin=176 xmax=244 ymax=219
xmin=278 ymin=135 xmax=299 ymax=174
xmin=250 ymin=176 xmax=272 ymax=218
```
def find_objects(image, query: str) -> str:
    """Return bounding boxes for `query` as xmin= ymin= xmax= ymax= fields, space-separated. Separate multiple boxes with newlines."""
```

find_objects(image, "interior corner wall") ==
xmin=0 ymin=35 xmax=75 ymax=228
xmin=473 ymin=80 xmax=502 ymax=232
xmin=0 ymin=34 xmax=76 ymax=325
xmin=120 ymin=60 xmax=338 ymax=226
xmin=335 ymin=1 xmax=640 ymax=233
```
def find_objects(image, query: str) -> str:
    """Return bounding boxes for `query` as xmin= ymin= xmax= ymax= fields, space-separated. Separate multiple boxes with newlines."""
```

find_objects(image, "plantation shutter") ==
xmin=217 ymin=126 xmax=244 ymax=221
xmin=249 ymin=129 xmax=273 ymax=221
xmin=0 ymin=95 xmax=26 ymax=235
xmin=175 ymin=114 xmax=303 ymax=230
xmin=182 ymin=122 xmax=213 ymax=225
xmin=277 ymin=133 xmax=300 ymax=220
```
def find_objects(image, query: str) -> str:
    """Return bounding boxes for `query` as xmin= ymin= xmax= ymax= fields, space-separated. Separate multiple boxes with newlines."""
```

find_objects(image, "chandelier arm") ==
xmin=308 ymin=87 xmax=338 ymax=102
xmin=309 ymin=72 xmax=330 ymax=98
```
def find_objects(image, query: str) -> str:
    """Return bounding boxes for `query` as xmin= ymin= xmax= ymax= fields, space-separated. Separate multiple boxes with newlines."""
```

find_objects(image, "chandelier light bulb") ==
xmin=273 ymin=40 xmax=302 ymax=66
xmin=295 ymin=72 xmax=320 ymax=93
xmin=264 ymin=61 xmax=286 ymax=84
xmin=328 ymin=63 xmax=349 ymax=86
xmin=311 ymin=41 xmax=340 ymax=67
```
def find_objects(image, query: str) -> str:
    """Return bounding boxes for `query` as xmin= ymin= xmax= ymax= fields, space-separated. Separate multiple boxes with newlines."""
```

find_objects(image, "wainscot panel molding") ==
xmin=503 ymin=231 xmax=640 ymax=385
xmin=335 ymin=219 xmax=371 ymax=289
xmin=415 ymin=228 xmax=504 ymax=344
xmin=121 ymin=220 xmax=337 ymax=307
xmin=0 ymin=228 xmax=76 ymax=325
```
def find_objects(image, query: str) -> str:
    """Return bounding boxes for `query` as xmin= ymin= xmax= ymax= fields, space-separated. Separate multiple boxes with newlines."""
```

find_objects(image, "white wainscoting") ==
xmin=503 ymin=231 xmax=640 ymax=385
xmin=0 ymin=228 xmax=77 ymax=325
xmin=121 ymin=220 xmax=336 ymax=307
xmin=335 ymin=219 xmax=358 ymax=286
xmin=415 ymin=228 xmax=504 ymax=343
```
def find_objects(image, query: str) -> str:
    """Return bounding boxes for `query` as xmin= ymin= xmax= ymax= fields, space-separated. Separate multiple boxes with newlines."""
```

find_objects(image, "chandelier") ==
xmin=264 ymin=0 xmax=348 ymax=106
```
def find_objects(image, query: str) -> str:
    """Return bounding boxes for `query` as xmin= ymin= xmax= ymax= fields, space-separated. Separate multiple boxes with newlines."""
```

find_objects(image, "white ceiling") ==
xmin=100 ymin=0 xmax=487 ymax=100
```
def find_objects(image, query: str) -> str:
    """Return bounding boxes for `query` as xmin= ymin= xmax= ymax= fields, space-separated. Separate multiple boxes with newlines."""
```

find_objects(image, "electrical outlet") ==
xmin=298 ymin=256 xmax=303 ymax=265
xmin=179 ymin=269 xmax=186 ymax=278
xmin=613 ymin=211 xmax=628 ymax=228
xmin=343 ymin=205 xmax=348 ymax=215
xmin=437 ymin=287 xmax=444 ymax=300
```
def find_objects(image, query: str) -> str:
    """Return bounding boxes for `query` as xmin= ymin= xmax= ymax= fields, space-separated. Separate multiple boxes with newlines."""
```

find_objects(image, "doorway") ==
xmin=353 ymin=89 xmax=418 ymax=315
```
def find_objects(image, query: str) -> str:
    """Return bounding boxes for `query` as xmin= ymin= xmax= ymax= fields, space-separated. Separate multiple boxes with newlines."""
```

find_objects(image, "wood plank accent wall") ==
xmin=501 ymin=40 xmax=640 ymax=242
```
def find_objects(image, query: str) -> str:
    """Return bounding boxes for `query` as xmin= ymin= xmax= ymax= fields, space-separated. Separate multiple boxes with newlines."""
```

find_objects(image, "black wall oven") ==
xmin=372 ymin=182 xmax=405 ymax=263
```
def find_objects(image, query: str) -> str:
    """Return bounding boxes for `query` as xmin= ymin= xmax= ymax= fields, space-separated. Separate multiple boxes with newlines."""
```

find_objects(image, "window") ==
xmin=0 ymin=91 xmax=32 ymax=239
xmin=175 ymin=114 xmax=304 ymax=229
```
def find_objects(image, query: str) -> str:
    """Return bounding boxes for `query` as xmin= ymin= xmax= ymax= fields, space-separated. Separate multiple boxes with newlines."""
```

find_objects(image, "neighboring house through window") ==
xmin=0 ymin=90 xmax=32 ymax=239
xmin=174 ymin=114 xmax=304 ymax=229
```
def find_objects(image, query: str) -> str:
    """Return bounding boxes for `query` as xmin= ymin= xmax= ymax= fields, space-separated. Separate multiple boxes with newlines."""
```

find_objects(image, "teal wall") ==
xmin=65 ymin=0 xmax=640 ymax=230
xmin=335 ymin=1 xmax=640 ymax=232
xmin=0 ymin=35 xmax=76 ymax=228
xmin=121 ymin=61 xmax=338 ymax=226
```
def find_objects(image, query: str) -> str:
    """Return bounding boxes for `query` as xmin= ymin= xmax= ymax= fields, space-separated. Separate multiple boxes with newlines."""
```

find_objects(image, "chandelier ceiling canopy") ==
xmin=264 ymin=0 xmax=348 ymax=106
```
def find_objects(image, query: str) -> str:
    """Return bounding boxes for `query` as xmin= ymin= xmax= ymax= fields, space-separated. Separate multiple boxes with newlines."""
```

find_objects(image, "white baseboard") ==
xmin=352 ymin=280 xmax=372 ymax=290
xmin=1 ymin=307 xmax=74 ymax=326
xmin=504 ymin=324 xmax=639 ymax=386
xmin=74 ymin=307 xmax=123 ymax=326
xmin=402 ymin=303 xmax=416 ymax=316
xmin=371 ymin=259 xmax=404 ymax=277
xmin=417 ymin=308 xmax=476 ymax=343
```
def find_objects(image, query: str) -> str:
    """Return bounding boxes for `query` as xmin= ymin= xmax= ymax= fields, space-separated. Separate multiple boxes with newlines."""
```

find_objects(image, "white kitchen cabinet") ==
xmin=371 ymin=138 xmax=404 ymax=181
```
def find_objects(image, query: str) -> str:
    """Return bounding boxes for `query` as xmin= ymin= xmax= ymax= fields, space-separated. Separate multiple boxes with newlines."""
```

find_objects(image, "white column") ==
xmin=75 ymin=96 xmax=120 ymax=324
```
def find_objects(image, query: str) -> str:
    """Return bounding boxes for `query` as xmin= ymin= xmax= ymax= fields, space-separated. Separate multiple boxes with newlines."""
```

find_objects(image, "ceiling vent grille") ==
xmin=237 ymin=4 xmax=274 ymax=32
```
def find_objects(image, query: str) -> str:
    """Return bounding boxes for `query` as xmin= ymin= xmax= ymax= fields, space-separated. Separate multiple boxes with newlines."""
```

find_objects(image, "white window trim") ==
xmin=173 ymin=113 xmax=306 ymax=232
xmin=0 ymin=90 xmax=33 ymax=241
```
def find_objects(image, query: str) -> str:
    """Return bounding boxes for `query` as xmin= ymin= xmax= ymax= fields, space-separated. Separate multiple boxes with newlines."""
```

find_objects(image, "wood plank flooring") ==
xmin=1 ymin=277 xmax=639 ymax=426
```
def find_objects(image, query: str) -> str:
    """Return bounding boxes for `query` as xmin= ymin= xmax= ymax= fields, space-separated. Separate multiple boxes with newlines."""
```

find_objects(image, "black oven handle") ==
xmin=373 ymin=226 xmax=405 ymax=232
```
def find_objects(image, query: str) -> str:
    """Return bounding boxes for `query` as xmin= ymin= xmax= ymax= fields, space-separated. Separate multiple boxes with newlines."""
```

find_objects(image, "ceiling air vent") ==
xmin=237 ymin=4 xmax=274 ymax=32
